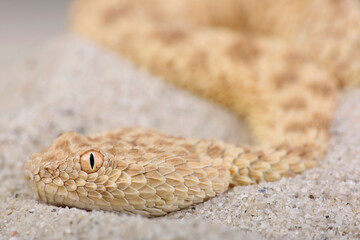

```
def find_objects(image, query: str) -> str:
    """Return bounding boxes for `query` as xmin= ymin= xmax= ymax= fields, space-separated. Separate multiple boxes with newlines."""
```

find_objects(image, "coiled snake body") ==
xmin=24 ymin=0 xmax=360 ymax=216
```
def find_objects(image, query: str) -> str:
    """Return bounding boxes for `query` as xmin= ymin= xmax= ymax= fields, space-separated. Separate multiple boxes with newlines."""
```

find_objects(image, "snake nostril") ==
xmin=24 ymin=170 xmax=33 ymax=181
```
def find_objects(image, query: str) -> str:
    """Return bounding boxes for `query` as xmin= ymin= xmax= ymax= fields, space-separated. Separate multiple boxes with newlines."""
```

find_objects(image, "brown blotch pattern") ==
xmin=227 ymin=38 xmax=260 ymax=63
xmin=281 ymin=97 xmax=307 ymax=110
xmin=274 ymin=70 xmax=299 ymax=89
xmin=288 ymin=144 xmax=321 ymax=160
xmin=102 ymin=4 xmax=133 ymax=24
xmin=285 ymin=121 xmax=313 ymax=133
xmin=285 ymin=117 xmax=330 ymax=133
xmin=311 ymin=112 xmax=331 ymax=130
xmin=284 ymin=52 xmax=308 ymax=68
xmin=155 ymin=29 xmax=189 ymax=45
xmin=307 ymin=82 xmax=336 ymax=98
xmin=188 ymin=52 xmax=208 ymax=70
xmin=207 ymin=145 xmax=223 ymax=158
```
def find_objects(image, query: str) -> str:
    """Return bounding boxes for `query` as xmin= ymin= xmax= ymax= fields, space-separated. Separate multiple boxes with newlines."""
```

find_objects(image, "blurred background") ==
xmin=0 ymin=0 xmax=70 ymax=65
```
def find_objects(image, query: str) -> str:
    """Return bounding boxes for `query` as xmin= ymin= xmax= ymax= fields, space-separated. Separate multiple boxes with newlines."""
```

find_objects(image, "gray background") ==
xmin=0 ymin=0 xmax=70 ymax=65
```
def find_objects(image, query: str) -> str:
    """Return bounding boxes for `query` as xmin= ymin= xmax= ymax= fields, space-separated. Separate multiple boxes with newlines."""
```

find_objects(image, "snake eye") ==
xmin=80 ymin=151 xmax=104 ymax=173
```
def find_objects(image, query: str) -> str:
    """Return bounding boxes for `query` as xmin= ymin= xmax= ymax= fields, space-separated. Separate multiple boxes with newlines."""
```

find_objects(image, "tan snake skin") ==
xmin=24 ymin=0 xmax=360 ymax=216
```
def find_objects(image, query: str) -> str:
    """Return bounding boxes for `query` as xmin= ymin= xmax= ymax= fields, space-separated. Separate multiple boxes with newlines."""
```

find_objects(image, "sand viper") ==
xmin=24 ymin=0 xmax=360 ymax=216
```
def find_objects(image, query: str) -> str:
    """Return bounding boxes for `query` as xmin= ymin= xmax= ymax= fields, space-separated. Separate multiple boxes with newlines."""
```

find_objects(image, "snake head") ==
xmin=24 ymin=131 xmax=120 ymax=211
xmin=24 ymin=127 xmax=204 ymax=216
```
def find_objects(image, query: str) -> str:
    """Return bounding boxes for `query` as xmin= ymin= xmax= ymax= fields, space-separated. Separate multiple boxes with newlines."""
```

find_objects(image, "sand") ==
xmin=0 ymin=35 xmax=359 ymax=239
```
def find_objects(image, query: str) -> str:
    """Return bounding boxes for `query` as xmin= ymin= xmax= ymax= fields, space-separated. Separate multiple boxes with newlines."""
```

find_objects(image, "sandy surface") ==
xmin=0 ymin=35 xmax=360 ymax=239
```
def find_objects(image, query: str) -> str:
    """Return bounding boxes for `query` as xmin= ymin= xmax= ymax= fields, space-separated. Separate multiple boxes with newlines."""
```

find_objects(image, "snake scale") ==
xmin=24 ymin=0 xmax=360 ymax=216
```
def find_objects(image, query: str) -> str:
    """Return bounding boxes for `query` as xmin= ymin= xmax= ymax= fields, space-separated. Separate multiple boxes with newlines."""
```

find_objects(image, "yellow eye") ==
xmin=80 ymin=151 xmax=104 ymax=173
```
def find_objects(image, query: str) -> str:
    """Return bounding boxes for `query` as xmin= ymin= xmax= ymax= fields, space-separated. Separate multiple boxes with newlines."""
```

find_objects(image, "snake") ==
xmin=24 ymin=0 xmax=360 ymax=216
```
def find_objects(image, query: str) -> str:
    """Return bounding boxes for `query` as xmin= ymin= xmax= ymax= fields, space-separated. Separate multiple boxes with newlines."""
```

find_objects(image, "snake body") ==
xmin=24 ymin=128 xmax=315 ymax=216
xmin=24 ymin=0 xmax=360 ymax=216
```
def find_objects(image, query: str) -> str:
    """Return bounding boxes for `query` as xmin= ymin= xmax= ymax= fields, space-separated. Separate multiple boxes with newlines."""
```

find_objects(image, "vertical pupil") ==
xmin=89 ymin=153 xmax=95 ymax=169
